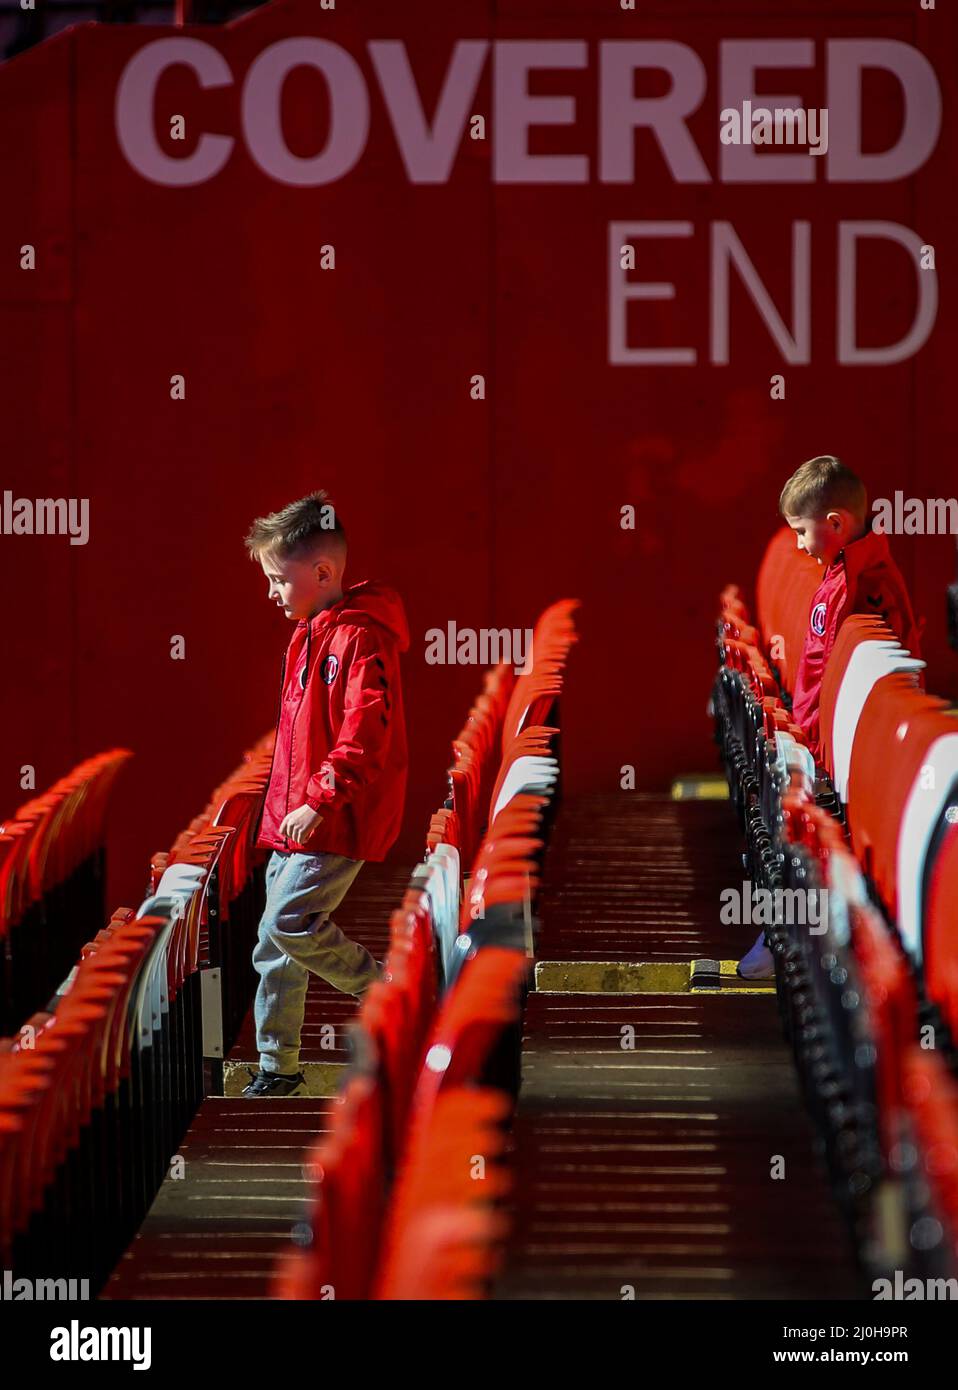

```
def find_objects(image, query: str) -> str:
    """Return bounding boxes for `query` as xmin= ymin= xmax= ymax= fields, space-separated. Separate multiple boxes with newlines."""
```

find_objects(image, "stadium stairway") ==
xmin=102 ymin=792 xmax=861 ymax=1301
xmin=101 ymin=862 xmax=408 ymax=1300
xmin=493 ymin=791 xmax=861 ymax=1301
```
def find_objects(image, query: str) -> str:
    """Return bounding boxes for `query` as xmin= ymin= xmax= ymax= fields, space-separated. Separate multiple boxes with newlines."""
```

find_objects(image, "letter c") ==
xmin=115 ymin=37 xmax=234 ymax=186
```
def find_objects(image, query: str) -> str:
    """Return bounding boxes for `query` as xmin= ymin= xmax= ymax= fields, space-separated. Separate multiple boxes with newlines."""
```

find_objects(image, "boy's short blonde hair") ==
xmin=779 ymin=456 xmax=867 ymax=521
xmin=244 ymin=489 xmax=346 ymax=563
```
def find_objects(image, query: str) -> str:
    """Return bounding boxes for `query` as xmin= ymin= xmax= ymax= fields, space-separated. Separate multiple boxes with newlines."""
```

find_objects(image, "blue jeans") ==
xmin=252 ymin=849 xmax=376 ymax=1073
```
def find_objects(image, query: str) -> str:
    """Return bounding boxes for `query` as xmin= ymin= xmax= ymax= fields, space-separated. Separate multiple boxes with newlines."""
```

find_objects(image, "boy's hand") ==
xmin=279 ymin=804 xmax=323 ymax=847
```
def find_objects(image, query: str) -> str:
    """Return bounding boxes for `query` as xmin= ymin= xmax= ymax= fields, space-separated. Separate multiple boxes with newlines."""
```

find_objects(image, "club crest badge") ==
xmin=320 ymin=654 xmax=340 ymax=685
xmin=811 ymin=601 xmax=828 ymax=637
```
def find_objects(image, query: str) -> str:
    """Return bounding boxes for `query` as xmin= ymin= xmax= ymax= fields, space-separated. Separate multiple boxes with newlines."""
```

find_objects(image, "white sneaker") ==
xmin=737 ymin=932 xmax=775 ymax=980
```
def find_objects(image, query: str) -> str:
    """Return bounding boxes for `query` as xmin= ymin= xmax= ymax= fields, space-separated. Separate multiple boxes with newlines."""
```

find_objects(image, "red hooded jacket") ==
xmin=256 ymin=579 xmax=409 ymax=862
xmin=791 ymin=526 xmax=921 ymax=759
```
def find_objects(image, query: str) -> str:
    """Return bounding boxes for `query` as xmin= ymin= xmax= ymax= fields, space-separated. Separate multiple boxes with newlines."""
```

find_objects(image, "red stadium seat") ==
xmin=374 ymin=1088 xmax=512 ymax=1299
xmin=276 ymin=1075 xmax=387 ymax=1301
xmin=845 ymin=676 xmax=957 ymax=955
xmin=755 ymin=527 xmax=823 ymax=694
xmin=923 ymin=820 xmax=958 ymax=1041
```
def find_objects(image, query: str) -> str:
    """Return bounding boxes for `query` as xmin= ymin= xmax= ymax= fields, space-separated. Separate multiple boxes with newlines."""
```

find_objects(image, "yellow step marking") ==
xmin=534 ymin=959 xmax=775 ymax=996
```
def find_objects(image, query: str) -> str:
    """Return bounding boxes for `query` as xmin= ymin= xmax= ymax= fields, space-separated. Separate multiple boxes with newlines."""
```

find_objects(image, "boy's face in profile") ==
xmin=785 ymin=510 xmax=863 ymax=567
xmin=259 ymin=548 xmax=335 ymax=621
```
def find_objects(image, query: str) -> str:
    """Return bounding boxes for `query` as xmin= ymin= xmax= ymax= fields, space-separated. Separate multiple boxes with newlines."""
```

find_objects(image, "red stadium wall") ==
xmin=1 ymin=0 xmax=956 ymax=911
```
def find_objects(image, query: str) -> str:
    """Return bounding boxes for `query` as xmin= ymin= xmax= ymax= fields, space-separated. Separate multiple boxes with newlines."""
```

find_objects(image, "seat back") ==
xmin=846 ymin=675 xmax=958 ymax=956
xmin=755 ymin=527 xmax=823 ymax=694
xmin=923 ymin=820 xmax=958 ymax=1039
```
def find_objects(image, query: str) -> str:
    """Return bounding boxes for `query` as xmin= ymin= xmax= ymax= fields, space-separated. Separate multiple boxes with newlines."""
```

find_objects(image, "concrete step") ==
xmin=101 ymin=1098 xmax=335 ymax=1300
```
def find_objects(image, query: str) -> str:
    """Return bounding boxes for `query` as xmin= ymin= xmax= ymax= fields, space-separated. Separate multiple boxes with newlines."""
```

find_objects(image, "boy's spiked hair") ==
xmin=779 ymin=455 xmax=867 ymax=521
xmin=244 ymin=489 xmax=346 ymax=562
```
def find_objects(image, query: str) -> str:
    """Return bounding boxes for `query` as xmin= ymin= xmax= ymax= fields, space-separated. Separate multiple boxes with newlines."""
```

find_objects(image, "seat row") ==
xmin=151 ymin=730 xmax=276 ymax=1085
xmin=714 ymin=528 xmax=958 ymax=1280
xmin=0 ymin=731 xmax=278 ymax=1288
xmin=0 ymin=749 xmax=132 ymax=1033
xmin=275 ymin=598 xmax=579 ymax=1300
xmin=771 ymin=794 xmax=958 ymax=1279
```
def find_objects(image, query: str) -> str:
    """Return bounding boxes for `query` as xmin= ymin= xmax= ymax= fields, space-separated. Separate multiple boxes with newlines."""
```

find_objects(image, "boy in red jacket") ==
xmin=738 ymin=455 xmax=921 ymax=980
xmin=241 ymin=491 xmax=409 ymax=1096
xmin=784 ymin=456 xmax=921 ymax=758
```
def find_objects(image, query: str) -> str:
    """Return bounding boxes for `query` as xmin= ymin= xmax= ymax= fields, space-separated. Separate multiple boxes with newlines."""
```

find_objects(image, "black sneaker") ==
xmin=242 ymin=1067 xmax=306 ymax=1097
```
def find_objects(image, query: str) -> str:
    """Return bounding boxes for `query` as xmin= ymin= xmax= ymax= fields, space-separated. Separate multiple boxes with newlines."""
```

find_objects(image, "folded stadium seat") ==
xmin=28 ymin=997 xmax=112 ymax=1275
xmin=70 ymin=752 xmax=133 ymax=869
xmin=923 ymin=820 xmax=958 ymax=1042
xmin=2 ymin=806 xmax=55 ymax=1020
xmin=138 ymin=847 xmax=227 ymax=1161
xmin=723 ymin=638 xmax=779 ymax=699
xmin=448 ymin=759 xmax=482 ymax=872
xmin=0 ymin=1111 xmax=23 ymax=1270
xmin=384 ymin=897 xmax=440 ymax=1058
xmin=275 ymin=1075 xmax=387 ymax=1301
xmin=446 ymin=608 xmax=575 ymax=871
xmin=489 ymin=792 xmax=550 ymax=835
xmin=408 ymin=845 xmax=460 ymax=987
xmin=53 ymin=975 xmax=128 ymax=1277
xmin=755 ymin=528 xmax=823 ymax=695
xmin=0 ymin=823 xmax=36 ymax=1025
xmin=365 ymin=950 xmax=533 ymax=1299
xmin=206 ymin=782 xmax=272 ymax=1043
xmin=462 ymin=835 xmax=542 ymax=932
xmin=850 ymin=900 xmax=918 ymax=1161
xmin=376 ymin=1207 xmax=512 ymax=1301
xmin=20 ymin=750 xmax=131 ymax=911
xmin=78 ymin=917 xmax=158 ymax=1244
xmin=500 ymin=602 xmax=578 ymax=749
xmin=900 ymin=1047 xmax=958 ymax=1273
xmin=503 ymin=676 xmax=564 ymax=747
xmin=0 ymin=752 xmax=132 ymax=1032
xmin=773 ymin=813 xmax=887 ymax=1210
xmin=488 ymin=736 xmax=559 ymax=823
xmin=426 ymin=808 xmax=460 ymax=854
xmin=145 ymin=867 xmax=205 ymax=1163
xmin=125 ymin=912 xmax=179 ymax=1202
xmin=372 ymin=1088 xmax=512 ymax=1299
xmin=720 ymin=612 xmax=763 ymax=649
xmin=845 ymin=679 xmax=958 ymax=959
xmin=110 ymin=909 xmax=186 ymax=1228
xmin=211 ymin=788 xmax=264 ymax=907
xmin=0 ymin=907 xmax=171 ymax=1280
xmin=894 ymin=728 xmax=958 ymax=967
xmin=405 ymin=946 xmax=530 ymax=1136
xmin=0 ymin=1052 xmax=57 ymax=1271
xmin=147 ymin=852 xmax=169 ymax=897
xmin=351 ymin=979 xmax=422 ymax=1180
xmin=819 ymin=616 xmax=928 ymax=802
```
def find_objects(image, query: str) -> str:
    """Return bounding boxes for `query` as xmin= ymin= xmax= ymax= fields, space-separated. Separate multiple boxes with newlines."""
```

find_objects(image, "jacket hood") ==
xmin=307 ymin=579 xmax=410 ymax=652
